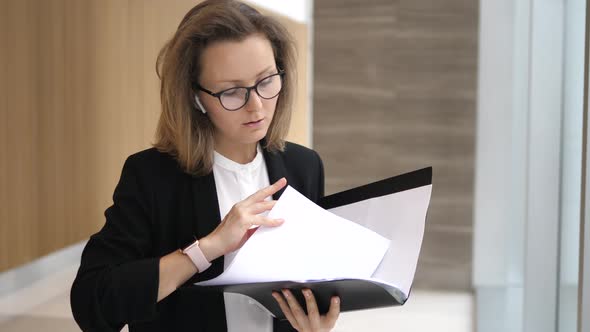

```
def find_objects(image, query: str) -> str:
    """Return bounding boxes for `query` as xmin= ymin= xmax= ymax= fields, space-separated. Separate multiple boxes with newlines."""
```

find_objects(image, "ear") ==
xmin=194 ymin=94 xmax=207 ymax=114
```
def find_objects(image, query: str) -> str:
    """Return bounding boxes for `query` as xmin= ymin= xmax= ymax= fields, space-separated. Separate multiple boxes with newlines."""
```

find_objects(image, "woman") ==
xmin=70 ymin=1 xmax=340 ymax=331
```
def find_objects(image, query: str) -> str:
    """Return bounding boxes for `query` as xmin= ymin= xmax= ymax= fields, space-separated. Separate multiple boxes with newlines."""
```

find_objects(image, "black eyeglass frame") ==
xmin=195 ymin=70 xmax=286 ymax=111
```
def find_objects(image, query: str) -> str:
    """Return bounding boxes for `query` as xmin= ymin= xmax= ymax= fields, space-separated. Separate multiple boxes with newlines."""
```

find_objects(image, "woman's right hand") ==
xmin=199 ymin=177 xmax=287 ymax=262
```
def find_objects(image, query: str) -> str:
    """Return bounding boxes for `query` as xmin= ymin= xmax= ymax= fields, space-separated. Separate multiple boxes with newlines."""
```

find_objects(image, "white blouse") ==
xmin=212 ymin=144 xmax=273 ymax=332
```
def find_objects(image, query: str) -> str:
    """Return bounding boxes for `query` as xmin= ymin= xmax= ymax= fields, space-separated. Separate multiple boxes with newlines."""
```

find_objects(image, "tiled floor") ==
xmin=0 ymin=260 xmax=473 ymax=332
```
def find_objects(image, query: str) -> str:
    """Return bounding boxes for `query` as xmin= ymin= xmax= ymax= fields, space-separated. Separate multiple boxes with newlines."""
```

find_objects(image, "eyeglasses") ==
xmin=196 ymin=70 xmax=285 ymax=111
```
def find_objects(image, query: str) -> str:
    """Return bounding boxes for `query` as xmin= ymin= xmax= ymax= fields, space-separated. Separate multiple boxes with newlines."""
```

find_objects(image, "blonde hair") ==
xmin=154 ymin=0 xmax=297 ymax=176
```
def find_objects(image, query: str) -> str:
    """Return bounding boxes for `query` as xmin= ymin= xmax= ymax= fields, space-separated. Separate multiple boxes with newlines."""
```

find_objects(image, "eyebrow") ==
xmin=216 ymin=66 xmax=276 ymax=84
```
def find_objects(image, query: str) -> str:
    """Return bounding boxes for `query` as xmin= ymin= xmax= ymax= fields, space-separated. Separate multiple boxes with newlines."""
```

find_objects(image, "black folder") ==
xmin=195 ymin=167 xmax=432 ymax=320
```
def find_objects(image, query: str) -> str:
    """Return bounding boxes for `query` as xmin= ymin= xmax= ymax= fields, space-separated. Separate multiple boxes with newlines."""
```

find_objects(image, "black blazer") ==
xmin=70 ymin=141 xmax=325 ymax=332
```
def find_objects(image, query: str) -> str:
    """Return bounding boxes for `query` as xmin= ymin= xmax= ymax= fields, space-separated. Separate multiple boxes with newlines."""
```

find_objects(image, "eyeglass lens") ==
xmin=219 ymin=74 xmax=282 ymax=110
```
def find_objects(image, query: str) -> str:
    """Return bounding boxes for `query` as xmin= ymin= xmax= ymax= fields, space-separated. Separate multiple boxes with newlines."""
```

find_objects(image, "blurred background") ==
xmin=0 ymin=0 xmax=589 ymax=331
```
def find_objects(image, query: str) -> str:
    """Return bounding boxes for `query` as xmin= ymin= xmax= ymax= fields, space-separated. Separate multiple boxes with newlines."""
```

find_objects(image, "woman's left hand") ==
xmin=272 ymin=289 xmax=340 ymax=332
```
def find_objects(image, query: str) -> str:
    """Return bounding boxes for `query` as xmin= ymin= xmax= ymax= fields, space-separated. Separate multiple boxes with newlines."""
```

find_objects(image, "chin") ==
xmin=239 ymin=130 xmax=268 ymax=145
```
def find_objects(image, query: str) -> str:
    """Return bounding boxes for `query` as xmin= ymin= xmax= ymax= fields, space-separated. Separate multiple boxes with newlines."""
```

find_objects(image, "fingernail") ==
xmin=282 ymin=289 xmax=289 ymax=298
xmin=333 ymin=297 xmax=340 ymax=304
xmin=272 ymin=292 xmax=279 ymax=299
xmin=303 ymin=290 xmax=311 ymax=298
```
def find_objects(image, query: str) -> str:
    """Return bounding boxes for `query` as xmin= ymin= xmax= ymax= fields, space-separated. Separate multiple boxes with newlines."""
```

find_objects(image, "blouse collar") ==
xmin=213 ymin=144 xmax=264 ymax=173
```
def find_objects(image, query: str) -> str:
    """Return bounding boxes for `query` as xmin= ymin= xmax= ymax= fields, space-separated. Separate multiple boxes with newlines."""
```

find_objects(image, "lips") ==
xmin=243 ymin=118 xmax=264 ymax=125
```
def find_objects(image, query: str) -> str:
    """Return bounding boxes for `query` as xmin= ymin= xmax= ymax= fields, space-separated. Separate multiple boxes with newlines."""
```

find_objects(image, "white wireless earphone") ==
xmin=194 ymin=94 xmax=207 ymax=114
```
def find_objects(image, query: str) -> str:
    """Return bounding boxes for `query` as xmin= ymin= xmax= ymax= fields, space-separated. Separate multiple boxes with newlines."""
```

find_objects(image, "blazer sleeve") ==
xmin=70 ymin=156 xmax=160 ymax=331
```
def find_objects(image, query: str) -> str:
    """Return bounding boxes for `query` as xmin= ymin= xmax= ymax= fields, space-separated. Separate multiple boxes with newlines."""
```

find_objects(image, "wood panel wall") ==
xmin=313 ymin=0 xmax=478 ymax=290
xmin=0 ymin=0 xmax=309 ymax=272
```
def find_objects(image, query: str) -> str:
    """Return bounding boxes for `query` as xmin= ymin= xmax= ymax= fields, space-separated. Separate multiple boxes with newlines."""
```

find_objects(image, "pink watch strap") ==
xmin=182 ymin=240 xmax=212 ymax=273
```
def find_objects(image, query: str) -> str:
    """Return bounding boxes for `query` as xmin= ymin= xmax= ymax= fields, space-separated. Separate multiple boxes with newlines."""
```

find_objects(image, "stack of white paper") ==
xmin=196 ymin=186 xmax=391 ymax=286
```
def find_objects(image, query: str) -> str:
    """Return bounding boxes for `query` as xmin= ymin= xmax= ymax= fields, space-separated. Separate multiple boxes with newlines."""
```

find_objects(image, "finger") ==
xmin=248 ymin=200 xmax=277 ymax=215
xmin=249 ymin=215 xmax=284 ymax=229
xmin=324 ymin=296 xmax=341 ymax=329
xmin=302 ymin=289 xmax=320 ymax=330
xmin=282 ymin=289 xmax=308 ymax=329
xmin=246 ymin=178 xmax=287 ymax=203
xmin=272 ymin=291 xmax=299 ymax=330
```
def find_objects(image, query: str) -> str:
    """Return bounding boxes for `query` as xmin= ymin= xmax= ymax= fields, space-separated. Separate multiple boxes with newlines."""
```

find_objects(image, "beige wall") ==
xmin=313 ymin=0 xmax=478 ymax=290
xmin=0 ymin=0 xmax=309 ymax=272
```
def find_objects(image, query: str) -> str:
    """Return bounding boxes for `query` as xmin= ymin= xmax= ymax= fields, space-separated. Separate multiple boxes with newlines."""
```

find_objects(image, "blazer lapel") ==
xmin=262 ymin=144 xmax=288 ymax=200
xmin=191 ymin=172 xmax=224 ymax=281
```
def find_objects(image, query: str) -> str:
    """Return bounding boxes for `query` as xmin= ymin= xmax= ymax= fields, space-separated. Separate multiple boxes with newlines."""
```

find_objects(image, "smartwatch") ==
xmin=182 ymin=239 xmax=211 ymax=273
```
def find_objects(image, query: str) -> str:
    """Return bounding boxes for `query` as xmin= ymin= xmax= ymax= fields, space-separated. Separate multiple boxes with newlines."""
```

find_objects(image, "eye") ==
xmin=222 ymin=88 xmax=240 ymax=97
xmin=259 ymin=75 xmax=275 ymax=87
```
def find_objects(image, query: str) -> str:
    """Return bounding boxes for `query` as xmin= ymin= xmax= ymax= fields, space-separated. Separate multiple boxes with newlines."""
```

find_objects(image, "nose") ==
xmin=244 ymin=89 xmax=263 ymax=112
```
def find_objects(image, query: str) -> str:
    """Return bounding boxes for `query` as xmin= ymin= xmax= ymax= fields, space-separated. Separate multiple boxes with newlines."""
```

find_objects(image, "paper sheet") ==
xmin=327 ymin=185 xmax=432 ymax=296
xmin=196 ymin=186 xmax=391 ymax=286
